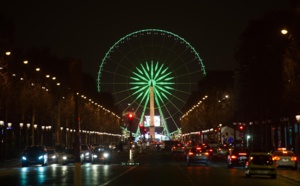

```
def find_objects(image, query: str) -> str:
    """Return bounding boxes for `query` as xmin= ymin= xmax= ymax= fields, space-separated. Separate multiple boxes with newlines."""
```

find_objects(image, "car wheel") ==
xmin=227 ymin=164 xmax=233 ymax=168
xmin=271 ymin=174 xmax=277 ymax=179
xmin=246 ymin=173 xmax=251 ymax=178
xmin=22 ymin=163 xmax=28 ymax=167
xmin=187 ymin=160 xmax=190 ymax=166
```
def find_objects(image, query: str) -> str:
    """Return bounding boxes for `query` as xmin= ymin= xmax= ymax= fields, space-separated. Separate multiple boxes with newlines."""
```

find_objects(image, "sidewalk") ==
xmin=276 ymin=161 xmax=300 ymax=182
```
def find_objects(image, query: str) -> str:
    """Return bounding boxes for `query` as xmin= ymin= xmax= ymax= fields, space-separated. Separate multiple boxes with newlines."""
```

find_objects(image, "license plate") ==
xmin=240 ymin=156 xmax=247 ymax=159
xmin=282 ymin=159 xmax=289 ymax=162
xmin=196 ymin=154 xmax=202 ymax=156
xmin=257 ymin=171 xmax=268 ymax=174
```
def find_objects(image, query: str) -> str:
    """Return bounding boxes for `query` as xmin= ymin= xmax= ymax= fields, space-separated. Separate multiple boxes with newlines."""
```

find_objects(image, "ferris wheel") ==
xmin=97 ymin=29 xmax=206 ymax=137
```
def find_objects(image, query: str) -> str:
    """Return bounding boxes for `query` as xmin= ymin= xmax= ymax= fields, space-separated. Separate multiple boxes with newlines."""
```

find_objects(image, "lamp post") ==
xmin=33 ymin=124 xmax=37 ymax=145
xmin=41 ymin=126 xmax=45 ymax=145
xmin=26 ymin=123 xmax=30 ymax=146
xmin=219 ymin=123 xmax=222 ymax=144
xmin=0 ymin=121 xmax=4 ymax=160
xmin=60 ymin=127 xmax=63 ymax=146
xmin=19 ymin=123 xmax=23 ymax=151
xmin=233 ymin=122 xmax=237 ymax=142
xmin=295 ymin=115 xmax=300 ymax=157
xmin=66 ymin=128 xmax=69 ymax=148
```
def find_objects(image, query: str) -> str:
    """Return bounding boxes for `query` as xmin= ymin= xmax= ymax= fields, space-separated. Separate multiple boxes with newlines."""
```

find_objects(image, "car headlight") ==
xmin=51 ymin=155 xmax=57 ymax=159
xmin=22 ymin=156 xmax=27 ymax=161
xmin=38 ymin=155 xmax=44 ymax=160
xmin=85 ymin=152 xmax=90 ymax=156
xmin=63 ymin=156 xmax=67 ymax=160
xmin=93 ymin=155 xmax=98 ymax=158
xmin=103 ymin=153 xmax=109 ymax=158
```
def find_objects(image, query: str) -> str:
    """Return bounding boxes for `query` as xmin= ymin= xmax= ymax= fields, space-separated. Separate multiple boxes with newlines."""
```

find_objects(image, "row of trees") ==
xmin=181 ymin=71 xmax=234 ymax=134
xmin=234 ymin=8 xmax=300 ymax=123
xmin=181 ymin=5 xmax=300 ymax=151
xmin=0 ymin=13 xmax=122 ymax=158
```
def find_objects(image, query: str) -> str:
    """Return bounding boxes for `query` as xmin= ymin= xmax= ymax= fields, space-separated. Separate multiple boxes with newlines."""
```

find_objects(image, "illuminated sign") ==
xmin=144 ymin=116 xmax=161 ymax=127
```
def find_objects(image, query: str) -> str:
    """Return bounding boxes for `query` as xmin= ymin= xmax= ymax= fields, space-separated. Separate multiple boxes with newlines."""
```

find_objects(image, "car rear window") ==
xmin=275 ymin=151 xmax=295 ymax=156
xmin=251 ymin=155 xmax=274 ymax=165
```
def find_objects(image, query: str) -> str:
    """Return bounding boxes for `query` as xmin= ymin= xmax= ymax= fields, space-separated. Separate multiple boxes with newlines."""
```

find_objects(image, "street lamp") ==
xmin=41 ymin=126 xmax=45 ymax=145
xmin=33 ymin=124 xmax=37 ymax=145
xmin=247 ymin=135 xmax=251 ymax=148
xmin=19 ymin=123 xmax=23 ymax=151
xmin=219 ymin=124 xmax=222 ymax=144
xmin=26 ymin=123 xmax=30 ymax=146
xmin=295 ymin=115 xmax=300 ymax=157
xmin=0 ymin=121 xmax=4 ymax=160
xmin=60 ymin=127 xmax=63 ymax=145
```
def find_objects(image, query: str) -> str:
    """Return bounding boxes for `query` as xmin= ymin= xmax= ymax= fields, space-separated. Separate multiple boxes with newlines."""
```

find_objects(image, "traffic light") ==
xmin=139 ymin=124 xmax=144 ymax=134
xmin=128 ymin=113 xmax=134 ymax=125
xmin=239 ymin=125 xmax=244 ymax=130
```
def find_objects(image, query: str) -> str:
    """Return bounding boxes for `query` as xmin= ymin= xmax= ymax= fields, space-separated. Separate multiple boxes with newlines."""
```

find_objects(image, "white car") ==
xmin=273 ymin=148 xmax=298 ymax=170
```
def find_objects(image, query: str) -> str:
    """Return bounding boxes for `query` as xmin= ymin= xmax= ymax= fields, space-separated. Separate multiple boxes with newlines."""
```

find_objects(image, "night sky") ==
xmin=0 ymin=0 xmax=290 ymax=79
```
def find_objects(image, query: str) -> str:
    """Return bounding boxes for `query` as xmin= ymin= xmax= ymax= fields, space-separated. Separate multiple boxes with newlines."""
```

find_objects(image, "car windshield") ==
xmin=64 ymin=149 xmax=74 ymax=154
xmin=251 ymin=155 xmax=274 ymax=165
xmin=275 ymin=151 xmax=295 ymax=156
xmin=26 ymin=146 xmax=45 ymax=153
xmin=81 ymin=145 xmax=89 ymax=150
xmin=47 ymin=149 xmax=55 ymax=154
xmin=94 ymin=147 xmax=105 ymax=152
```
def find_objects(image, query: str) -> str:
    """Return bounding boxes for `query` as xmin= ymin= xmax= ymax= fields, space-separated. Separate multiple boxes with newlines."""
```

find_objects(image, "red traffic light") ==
xmin=128 ymin=113 xmax=134 ymax=119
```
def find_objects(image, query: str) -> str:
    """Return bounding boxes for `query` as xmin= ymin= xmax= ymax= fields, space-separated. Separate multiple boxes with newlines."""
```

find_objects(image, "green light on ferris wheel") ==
xmin=130 ymin=61 xmax=174 ymax=104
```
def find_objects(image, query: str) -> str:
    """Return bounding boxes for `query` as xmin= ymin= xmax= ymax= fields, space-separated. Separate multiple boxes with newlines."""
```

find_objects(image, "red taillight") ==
xmin=204 ymin=152 xmax=209 ymax=156
xmin=188 ymin=152 xmax=194 ymax=156
xmin=291 ymin=157 xmax=297 ymax=161
xmin=196 ymin=147 xmax=201 ymax=150
xmin=273 ymin=156 xmax=280 ymax=161
xmin=231 ymin=155 xmax=237 ymax=159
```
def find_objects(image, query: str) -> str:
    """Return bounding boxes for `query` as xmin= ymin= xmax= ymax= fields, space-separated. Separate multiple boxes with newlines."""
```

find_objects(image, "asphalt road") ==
xmin=0 ymin=146 xmax=299 ymax=186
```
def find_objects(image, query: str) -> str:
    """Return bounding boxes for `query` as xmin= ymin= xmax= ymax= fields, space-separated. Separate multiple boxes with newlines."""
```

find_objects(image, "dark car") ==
xmin=227 ymin=147 xmax=250 ymax=168
xmin=171 ymin=142 xmax=186 ymax=154
xmin=197 ymin=143 xmax=214 ymax=157
xmin=92 ymin=146 xmax=112 ymax=164
xmin=61 ymin=149 xmax=76 ymax=165
xmin=187 ymin=146 xmax=210 ymax=166
xmin=21 ymin=145 xmax=48 ymax=167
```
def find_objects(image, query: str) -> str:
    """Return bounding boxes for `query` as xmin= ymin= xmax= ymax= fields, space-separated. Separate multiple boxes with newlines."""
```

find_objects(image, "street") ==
xmin=0 ymin=145 xmax=299 ymax=186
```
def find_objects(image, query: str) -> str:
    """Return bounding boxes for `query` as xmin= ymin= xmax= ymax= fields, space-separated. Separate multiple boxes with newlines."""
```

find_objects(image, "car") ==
xmin=80 ymin=144 xmax=92 ymax=163
xmin=217 ymin=143 xmax=229 ymax=156
xmin=197 ymin=143 xmax=213 ymax=157
xmin=92 ymin=146 xmax=112 ymax=164
xmin=171 ymin=142 xmax=186 ymax=154
xmin=245 ymin=152 xmax=277 ymax=179
xmin=47 ymin=148 xmax=59 ymax=164
xmin=227 ymin=147 xmax=250 ymax=168
xmin=187 ymin=146 xmax=210 ymax=166
xmin=61 ymin=149 xmax=76 ymax=165
xmin=272 ymin=148 xmax=298 ymax=170
xmin=21 ymin=145 xmax=48 ymax=167
xmin=159 ymin=142 xmax=166 ymax=150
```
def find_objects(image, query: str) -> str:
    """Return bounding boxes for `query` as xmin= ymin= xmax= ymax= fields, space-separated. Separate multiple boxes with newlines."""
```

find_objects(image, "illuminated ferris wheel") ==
xmin=97 ymin=29 xmax=206 ymax=137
